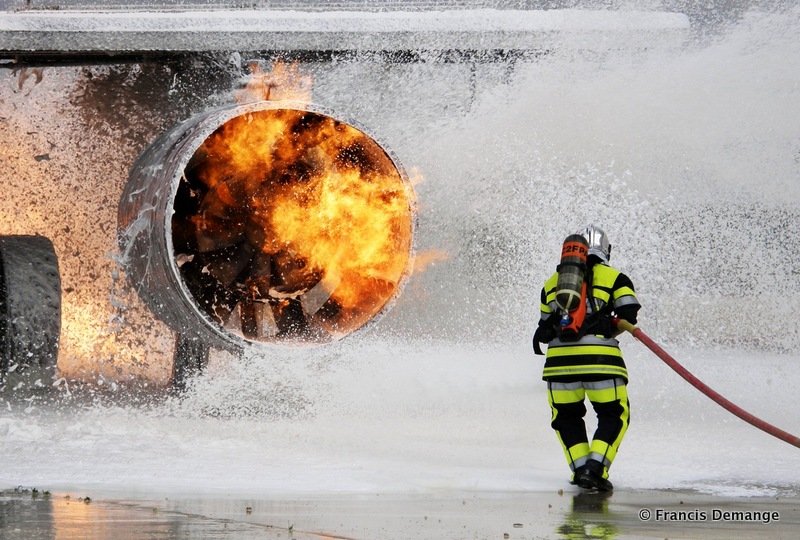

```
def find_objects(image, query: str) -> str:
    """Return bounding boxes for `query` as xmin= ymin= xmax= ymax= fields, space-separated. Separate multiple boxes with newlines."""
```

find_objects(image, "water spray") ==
xmin=615 ymin=318 xmax=800 ymax=450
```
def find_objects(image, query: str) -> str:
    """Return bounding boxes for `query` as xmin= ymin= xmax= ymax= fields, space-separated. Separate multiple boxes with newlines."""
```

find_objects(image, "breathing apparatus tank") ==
xmin=555 ymin=234 xmax=589 ymax=335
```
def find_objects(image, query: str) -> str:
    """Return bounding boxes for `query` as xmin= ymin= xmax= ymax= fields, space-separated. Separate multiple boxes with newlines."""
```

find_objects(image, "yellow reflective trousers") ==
xmin=547 ymin=378 xmax=629 ymax=479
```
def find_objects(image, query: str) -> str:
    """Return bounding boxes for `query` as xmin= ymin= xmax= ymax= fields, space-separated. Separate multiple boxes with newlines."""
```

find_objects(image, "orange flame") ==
xmin=177 ymin=105 xmax=414 ymax=341
xmin=236 ymin=61 xmax=313 ymax=104
xmin=412 ymin=249 xmax=449 ymax=274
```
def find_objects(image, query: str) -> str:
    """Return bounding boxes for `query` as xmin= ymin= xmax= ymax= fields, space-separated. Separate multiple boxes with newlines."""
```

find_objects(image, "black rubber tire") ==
xmin=0 ymin=235 xmax=61 ymax=391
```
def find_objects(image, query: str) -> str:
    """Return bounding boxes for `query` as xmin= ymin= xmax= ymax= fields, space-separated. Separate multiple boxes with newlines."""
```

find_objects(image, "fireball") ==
xmin=171 ymin=106 xmax=415 ymax=343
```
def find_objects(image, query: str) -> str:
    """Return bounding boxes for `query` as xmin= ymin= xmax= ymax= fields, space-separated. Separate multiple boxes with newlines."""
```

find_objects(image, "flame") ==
xmin=236 ymin=61 xmax=313 ymax=104
xmin=174 ymin=107 xmax=414 ymax=342
xmin=407 ymin=166 xmax=426 ymax=188
xmin=412 ymin=249 xmax=449 ymax=274
xmin=269 ymin=166 xmax=412 ymax=313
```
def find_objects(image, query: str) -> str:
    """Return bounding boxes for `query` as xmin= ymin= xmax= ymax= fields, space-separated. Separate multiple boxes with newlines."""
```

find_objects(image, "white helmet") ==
xmin=576 ymin=224 xmax=611 ymax=263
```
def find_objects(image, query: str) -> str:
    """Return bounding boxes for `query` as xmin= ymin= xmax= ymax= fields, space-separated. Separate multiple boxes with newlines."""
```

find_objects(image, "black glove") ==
xmin=594 ymin=313 xmax=617 ymax=337
xmin=533 ymin=324 xmax=556 ymax=355
xmin=615 ymin=305 xmax=639 ymax=326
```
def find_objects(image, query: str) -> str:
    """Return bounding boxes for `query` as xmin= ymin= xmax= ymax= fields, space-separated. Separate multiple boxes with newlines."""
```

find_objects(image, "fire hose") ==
xmin=614 ymin=318 xmax=800 ymax=450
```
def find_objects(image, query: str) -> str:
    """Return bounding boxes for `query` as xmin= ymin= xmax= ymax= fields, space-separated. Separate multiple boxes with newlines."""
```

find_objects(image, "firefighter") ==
xmin=533 ymin=224 xmax=640 ymax=492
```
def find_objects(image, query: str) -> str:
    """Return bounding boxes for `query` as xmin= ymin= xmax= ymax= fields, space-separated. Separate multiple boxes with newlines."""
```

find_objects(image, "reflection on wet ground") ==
xmin=2 ymin=487 xmax=799 ymax=539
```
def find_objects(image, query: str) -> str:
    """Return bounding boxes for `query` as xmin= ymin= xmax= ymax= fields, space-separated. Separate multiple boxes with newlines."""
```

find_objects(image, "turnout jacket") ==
xmin=536 ymin=262 xmax=640 ymax=383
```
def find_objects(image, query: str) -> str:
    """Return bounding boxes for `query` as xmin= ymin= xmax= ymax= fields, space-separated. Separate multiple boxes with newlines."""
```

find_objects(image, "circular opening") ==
xmin=170 ymin=106 xmax=414 ymax=344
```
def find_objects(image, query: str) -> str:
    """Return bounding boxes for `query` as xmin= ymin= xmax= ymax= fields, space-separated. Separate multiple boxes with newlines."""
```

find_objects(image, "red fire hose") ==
xmin=615 ymin=319 xmax=800 ymax=450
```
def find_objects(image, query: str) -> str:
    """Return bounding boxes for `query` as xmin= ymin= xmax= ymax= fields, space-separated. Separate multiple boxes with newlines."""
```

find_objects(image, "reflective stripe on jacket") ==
xmin=543 ymin=335 xmax=628 ymax=381
xmin=539 ymin=263 xmax=639 ymax=382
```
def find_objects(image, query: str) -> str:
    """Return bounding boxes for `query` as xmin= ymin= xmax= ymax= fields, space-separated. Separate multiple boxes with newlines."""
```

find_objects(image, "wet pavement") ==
xmin=2 ymin=486 xmax=799 ymax=539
